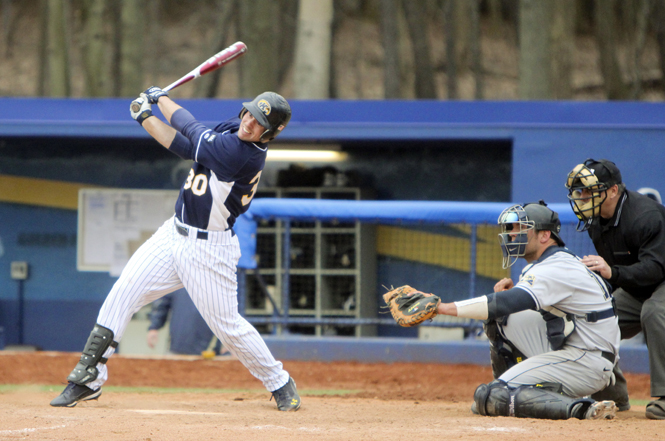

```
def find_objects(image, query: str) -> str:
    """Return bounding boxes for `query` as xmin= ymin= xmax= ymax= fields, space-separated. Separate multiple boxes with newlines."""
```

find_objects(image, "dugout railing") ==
xmin=237 ymin=199 xmax=594 ymax=336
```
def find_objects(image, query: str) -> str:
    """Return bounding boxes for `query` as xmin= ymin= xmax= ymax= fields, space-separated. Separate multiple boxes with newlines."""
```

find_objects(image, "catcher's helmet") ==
xmin=565 ymin=158 xmax=622 ymax=231
xmin=239 ymin=92 xmax=291 ymax=142
xmin=497 ymin=201 xmax=564 ymax=268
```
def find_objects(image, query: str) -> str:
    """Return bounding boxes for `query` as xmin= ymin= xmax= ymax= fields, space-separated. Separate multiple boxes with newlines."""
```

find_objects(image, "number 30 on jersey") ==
xmin=183 ymin=169 xmax=208 ymax=196
xmin=184 ymin=169 xmax=261 ymax=207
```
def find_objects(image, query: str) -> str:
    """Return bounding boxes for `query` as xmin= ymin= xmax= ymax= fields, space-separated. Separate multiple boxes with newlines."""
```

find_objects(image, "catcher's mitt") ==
xmin=383 ymin=285 xmax=440 ymax=327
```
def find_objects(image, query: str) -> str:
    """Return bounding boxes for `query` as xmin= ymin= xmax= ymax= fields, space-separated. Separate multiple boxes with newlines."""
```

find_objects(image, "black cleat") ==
xmin=270 ymin=377 xmax=301 ymax=411
xmin=50 ymin=382 xmax=102 ymax=407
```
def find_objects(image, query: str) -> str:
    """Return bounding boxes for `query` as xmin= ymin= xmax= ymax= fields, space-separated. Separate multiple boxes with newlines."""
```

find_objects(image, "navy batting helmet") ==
xmin=239 ymin=92 xmax=291 ymax=142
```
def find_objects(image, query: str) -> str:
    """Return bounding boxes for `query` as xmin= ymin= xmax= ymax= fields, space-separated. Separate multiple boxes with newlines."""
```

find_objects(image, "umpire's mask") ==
xmin=565 ymin=158 xmax=621 ymax=231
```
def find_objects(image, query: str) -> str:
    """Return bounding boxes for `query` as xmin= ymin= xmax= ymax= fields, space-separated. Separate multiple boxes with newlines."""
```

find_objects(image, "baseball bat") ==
xmin=131 ymin=41 xmax=247 ymax=112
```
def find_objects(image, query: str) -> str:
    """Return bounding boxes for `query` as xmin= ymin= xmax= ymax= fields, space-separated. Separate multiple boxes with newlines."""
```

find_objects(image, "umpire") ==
xmin=566 ymin=158 xmax=665 ymax=420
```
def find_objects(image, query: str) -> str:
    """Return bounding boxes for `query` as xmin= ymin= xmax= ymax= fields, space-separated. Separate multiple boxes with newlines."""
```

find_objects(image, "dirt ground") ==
xmin=0 ymin=351 xmax=660 ymax=441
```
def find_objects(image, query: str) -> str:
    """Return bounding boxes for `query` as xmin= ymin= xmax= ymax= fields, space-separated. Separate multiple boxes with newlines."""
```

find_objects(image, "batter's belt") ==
xmin=174 ymin=218 xmax=235 ymax=240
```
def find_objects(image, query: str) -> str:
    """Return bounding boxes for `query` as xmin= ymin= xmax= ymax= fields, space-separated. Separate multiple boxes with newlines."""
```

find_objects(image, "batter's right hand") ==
xmin=144 ymin=86 xmax=169 ymax=104
xmin=130 ymin=93 xmax=153 ymax=125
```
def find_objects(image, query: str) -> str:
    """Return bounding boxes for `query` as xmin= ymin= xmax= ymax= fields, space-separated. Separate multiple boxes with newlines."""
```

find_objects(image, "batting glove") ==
xmin=130 ymin=93 xmax=153 ymax=126
xmin=144 ymin=86 xmax=169 ymax=104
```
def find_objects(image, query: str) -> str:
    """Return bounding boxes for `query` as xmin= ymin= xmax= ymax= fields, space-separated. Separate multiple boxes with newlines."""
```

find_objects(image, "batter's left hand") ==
xmin=582 ymin=255 xmax=611 ymax=279
xmin=130 ymin=93 xmax=153 ymax=125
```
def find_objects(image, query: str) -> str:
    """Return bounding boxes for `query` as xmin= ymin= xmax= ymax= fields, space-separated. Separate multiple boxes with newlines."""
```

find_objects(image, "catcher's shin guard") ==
xmin=473 ymin=380 xmax=597 ymax=420
xmin=483 ymin=319 xmax=527 ymax=379
xmin=67 ymin=324 xmax=117 ymax=385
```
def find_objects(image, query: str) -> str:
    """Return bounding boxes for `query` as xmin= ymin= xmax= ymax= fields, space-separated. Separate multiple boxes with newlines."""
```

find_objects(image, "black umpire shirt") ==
xmin=588 ymin=190 xmax=665 ymax=301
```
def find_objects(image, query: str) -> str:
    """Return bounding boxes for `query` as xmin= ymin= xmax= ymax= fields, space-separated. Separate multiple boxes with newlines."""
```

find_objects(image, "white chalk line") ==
xmin=127 ymin=409 xmax=227 ymax=415
xmin=0 ymin=424 xmax=67 ymax=436
xmin=125 ymin=414 xmax=326 ymax=432
xmin=472 ymin=426 xmax=527 ymax=433
xmin=248 ymin=425 xmax=326 ymax=432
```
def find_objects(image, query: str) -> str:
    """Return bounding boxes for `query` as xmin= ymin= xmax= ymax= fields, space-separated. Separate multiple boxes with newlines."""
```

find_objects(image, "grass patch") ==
xmin=0 ymin=384 xmax=360 ymax=396
xmin=630 ymin=399 xmax=651 ymax=407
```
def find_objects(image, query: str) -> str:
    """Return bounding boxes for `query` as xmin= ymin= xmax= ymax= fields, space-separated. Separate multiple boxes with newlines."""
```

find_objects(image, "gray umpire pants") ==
xmin=611 ymin=284 xmax=665 ymax=398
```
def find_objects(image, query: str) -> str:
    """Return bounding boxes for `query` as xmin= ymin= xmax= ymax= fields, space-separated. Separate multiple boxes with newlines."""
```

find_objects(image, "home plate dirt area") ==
xmin=0 ymin=352 xmax=658 ymax=441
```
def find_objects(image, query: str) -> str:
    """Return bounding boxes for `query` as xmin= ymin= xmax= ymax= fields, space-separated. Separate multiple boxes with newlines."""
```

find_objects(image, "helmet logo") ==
xmin=257 ymin=99 xmax=271 ymax=116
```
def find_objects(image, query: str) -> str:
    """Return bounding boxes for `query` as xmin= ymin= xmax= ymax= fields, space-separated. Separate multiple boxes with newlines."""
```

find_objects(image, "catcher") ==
xmin=384 ymin=201 xmax=620 ymax=420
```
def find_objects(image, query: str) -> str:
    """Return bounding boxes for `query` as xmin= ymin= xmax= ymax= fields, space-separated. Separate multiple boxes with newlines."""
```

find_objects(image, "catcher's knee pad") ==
xmin=474 ymin=380 xmax=511 ymax=416
xmin=67 ymin=324 xmax=117 ymax=385
xmin=483 ymin=319 xmax=527 ymax=379
xmin=474 ymin=380 xmax=587 ymax=420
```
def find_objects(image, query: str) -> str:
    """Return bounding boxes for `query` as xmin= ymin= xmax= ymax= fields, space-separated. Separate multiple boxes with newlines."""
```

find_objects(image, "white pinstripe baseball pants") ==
xmin=88 ymin=216 xmax=290 ymax=392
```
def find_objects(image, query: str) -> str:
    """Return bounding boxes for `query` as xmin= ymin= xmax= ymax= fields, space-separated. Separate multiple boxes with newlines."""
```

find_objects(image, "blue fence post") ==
xmin=282 ymin=219 xmax=291 ymax=334
xmin=469 ymin=223 xmax=477 ymax=299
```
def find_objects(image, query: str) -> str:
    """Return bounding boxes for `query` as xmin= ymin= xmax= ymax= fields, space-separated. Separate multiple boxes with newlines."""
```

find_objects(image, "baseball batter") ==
xmin=50 ymin=87 xmax=301 ymax=412
xmin=436 ymin=202 xmax=620 ymax=419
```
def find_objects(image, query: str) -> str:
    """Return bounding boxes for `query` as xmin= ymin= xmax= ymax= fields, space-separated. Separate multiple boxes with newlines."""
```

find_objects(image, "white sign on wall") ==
xmin=77 ymin=189 xmax=179 ymax=276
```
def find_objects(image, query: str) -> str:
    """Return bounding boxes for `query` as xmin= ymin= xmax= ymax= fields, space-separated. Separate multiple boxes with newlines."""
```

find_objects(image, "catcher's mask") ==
xmin=565 ymin=158 xmax=622 ymax=231
xmin=498 ymin=201 xmax=565 ymax=269
xmin=239 ymin=91 xmax=291 ymax=142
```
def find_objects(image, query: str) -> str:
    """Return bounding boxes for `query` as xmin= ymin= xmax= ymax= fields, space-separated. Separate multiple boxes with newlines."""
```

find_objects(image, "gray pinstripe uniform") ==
xmin=498 ymin=248 xmax=620 ymax=398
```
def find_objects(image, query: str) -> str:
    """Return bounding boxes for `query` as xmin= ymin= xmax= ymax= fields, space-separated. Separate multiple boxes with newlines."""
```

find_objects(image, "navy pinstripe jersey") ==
xmin=168 ymin=108 xmax=267 ymax=231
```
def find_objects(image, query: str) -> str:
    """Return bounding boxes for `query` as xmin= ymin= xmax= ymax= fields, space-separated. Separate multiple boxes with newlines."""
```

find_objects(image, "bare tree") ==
xmin=293 ymin=0 xmax=334 ymax=99
xmin=238 ymin=0 xmax=279 ymax=97
xmin=443 ymin=0 xmax=458 ymax=99
xmin=277 ymin=0 xmax=299 ymax=88
xmin=1 ymin=0 xmax=17 ymax=57
xmin=551 ymin=0 xmax=575 ymax=99
xmin=518 ymin=0 xmax=553 ymax=99
xmin=380 ymin=0 xmax=401 ymax=99
xmin=453 ymin=0 xmax=471 ymax=74
xmin=328 ymin=3 xmax=341 ymax=99
xmin=47 ymin=0 xmax=71 ymax=97
xmin=119 ymin=0 xmax=144 ymax=97
xmin=82 ymin=0 xmax=109 ymax=97
xmin=194 ymin=0 xmax=237 ymax=98
xmin=108 ymin=0 xmax=122 ymax=96
xmin=37 ymin=0 xmax=48 ymax=96
xmin=470 ymin=0 xmax=483 ymax=99
xmin=595 ymin=0 xmax=630 ymax=99
xmin=402 ymin=0 xmax=436 ymax=98
xmin=628 ymin=0 xmax=651 ymax=98
xmin=653 ymin=0 xmax=665 ymax=94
